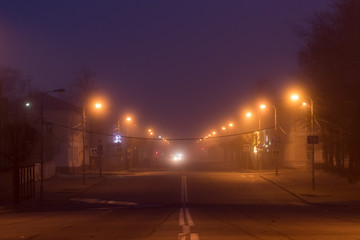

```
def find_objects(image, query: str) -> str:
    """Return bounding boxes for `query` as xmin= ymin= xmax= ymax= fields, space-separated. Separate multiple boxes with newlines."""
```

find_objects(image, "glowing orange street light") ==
xmin=212 ymin=131 xmax=216 ymax=135
xmin=148 ymin=129 xmax=152 ymax=132
xmin=95 ymin=103 xmax=102 ymax=109
xmin=229 ymin=123 xmax=233 ymax=127
xmin=246 ymin=112 xmax=252 ymax=118
xmin=126 ymin=116 xmax=132 ymax=122
xmin=260 ymin=104 xmax=266 ymax=109
xmin=222 ymin=126 xmax=226 ymax=130
xmin=290 ymin=94 xmax=299 ymax=101
xmin=302 ymin=102 xmax=307 ymax=106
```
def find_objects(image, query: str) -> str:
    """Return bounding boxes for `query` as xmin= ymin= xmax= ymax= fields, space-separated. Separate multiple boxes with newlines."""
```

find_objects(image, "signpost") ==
xmin=98 ymin=142 xmax=103 ymax=177
xmin=272 ymin=149 xmax=280 ymax=175
xmin=89 ymin=148 xmax=98 ymax=157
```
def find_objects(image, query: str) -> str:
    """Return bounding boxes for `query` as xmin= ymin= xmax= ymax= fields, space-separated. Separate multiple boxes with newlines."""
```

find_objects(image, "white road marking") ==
xmin=70 ymin=198 xmax=137 ymax=206
xmin=178 ymin=175 xmax=199 ymax=239
xmin=178 ymin=233 xmax=186 ymax=240
xmin=185 ymin=208 xmax=194 ymax=226
xmin=190 ymin=233 xmax=200 ymax=240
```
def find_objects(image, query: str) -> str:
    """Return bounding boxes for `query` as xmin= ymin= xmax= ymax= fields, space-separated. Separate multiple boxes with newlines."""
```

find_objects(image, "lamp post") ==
xmin=82 ymin=107 xmax=86 ymax=184
xmin=260 ymin=104 xmax=278 ymax=174
xmin=291 ymin=94 xmax=315 ymax=190
xmin=272 ymin=105 xmax=278 ymax=175
xmin=309 ymin=97 xmax=315 ymax=190
xmin=82 ymin=101 xmax=103 ymax=184
xmin=40 ymin=88 xmax=65 ymax=201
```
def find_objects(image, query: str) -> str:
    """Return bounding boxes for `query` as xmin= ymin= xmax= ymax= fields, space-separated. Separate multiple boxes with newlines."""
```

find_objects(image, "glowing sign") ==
xmin=114 ymin=135 xmax=122 ymax=143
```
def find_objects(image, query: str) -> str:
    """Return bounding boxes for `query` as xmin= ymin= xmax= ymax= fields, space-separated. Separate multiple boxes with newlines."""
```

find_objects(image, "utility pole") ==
xmin=310 ymin=97 xmax=315 ymax=190
xmin=82 ymin=108 xmax=86 ymax=184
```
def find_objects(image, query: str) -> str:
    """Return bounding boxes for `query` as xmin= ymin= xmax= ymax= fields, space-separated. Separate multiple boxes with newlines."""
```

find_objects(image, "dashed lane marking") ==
xmin=190 ymin=233 xmax=200 ymax=240
xmin=179 ymin=175 xmax=199 ymax=239
xmin=185 ymin=208 xmax=194 ymax=226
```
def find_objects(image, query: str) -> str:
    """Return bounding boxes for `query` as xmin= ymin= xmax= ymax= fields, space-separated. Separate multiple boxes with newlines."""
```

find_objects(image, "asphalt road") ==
xmin=1 ymin=168 xmax=360 ymax=240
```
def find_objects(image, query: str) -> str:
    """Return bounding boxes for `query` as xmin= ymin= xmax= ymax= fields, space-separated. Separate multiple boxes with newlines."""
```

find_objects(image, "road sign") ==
xmin=307 ymin=135 xmax=319 ymax=144
xmin=272 ymin=150 xmax=280 ymax=158
xmin=243 ymin=144 xmax=250 ymax=152
xmin=89 ymin=148 xmax=98 ymax=157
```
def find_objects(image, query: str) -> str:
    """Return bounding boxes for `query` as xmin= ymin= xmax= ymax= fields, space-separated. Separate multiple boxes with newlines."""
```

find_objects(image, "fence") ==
xmin=13 ymin=164 xmax=36 ymax=203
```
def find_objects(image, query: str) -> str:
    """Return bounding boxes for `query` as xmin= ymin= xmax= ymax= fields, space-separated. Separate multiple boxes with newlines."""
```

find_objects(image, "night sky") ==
xmin=0 ymin=0 xmax=331 ymax=138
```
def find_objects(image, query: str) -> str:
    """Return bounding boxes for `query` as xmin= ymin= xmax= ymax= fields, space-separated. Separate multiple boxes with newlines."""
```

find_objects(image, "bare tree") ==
xmin=0 ymin=66 xmax=32 ymax=100
xmin=295 ymin=0 xmax=360 ymax=179
xmin=67 ymin=66 xmax=97 ymax=107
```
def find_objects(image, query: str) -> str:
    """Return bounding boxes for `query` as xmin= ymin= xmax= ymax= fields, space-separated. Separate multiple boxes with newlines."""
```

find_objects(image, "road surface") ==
xmin=1 ymin=169 xmax=360 ymax=239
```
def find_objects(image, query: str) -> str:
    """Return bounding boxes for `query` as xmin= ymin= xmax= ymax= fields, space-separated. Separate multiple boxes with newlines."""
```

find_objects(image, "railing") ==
xmin=13 ymin=164 xmax=36 ymax=203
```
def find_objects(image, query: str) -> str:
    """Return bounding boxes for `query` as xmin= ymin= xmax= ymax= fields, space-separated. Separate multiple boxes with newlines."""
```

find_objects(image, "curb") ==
xmin=260 ymin=175 xmax=313 ymax=205
xmin=260 ymin=175 xmax=350 ymax=208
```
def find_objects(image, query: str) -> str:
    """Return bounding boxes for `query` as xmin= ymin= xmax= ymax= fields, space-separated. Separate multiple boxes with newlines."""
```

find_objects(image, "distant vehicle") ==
xmin=172 ymin=153 xmax=183 ymax=162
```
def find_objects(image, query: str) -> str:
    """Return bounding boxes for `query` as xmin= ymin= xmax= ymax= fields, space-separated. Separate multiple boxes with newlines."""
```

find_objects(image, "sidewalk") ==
xmin=0 ymin=174 xmax=108 ymax=211
xmin=261 ymin=170 xmax=360 ymax=208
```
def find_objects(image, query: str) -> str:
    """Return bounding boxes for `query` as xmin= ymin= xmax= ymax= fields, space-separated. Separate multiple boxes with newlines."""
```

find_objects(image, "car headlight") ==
xmin=172 ymin=153 xmax=183 ymax=162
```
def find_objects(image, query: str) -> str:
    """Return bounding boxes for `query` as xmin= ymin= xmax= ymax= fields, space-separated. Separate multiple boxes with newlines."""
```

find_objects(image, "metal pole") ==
xmin=272 ymin=105 xmax=278 ymax=176
xmin=40 ymin=94 xmax=44 ymax=201
xmin=82 ymin=108 xmax=86 ymax=184
xmin=117 ymin=120 xmax=121 ymax=134
xmin=98 ymin=140 xmax=103 ymax=177
xmin=258 ymin=111 xmax=261 ymax=170
xmin=99 ymin=154 xmax=102 ymax=177
xmin=310 ymin=97 xmax=315 ymax=190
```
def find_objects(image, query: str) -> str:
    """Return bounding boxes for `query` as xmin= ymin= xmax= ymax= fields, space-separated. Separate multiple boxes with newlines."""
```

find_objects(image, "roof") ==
xmin=8 ymin=92 xmax=81 ymax=114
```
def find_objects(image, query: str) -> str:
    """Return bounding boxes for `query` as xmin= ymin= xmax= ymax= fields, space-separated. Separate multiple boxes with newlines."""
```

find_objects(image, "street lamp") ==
xmin=258 ymin=104 xmax=277 ymax=131
xmin=82 ymin=100 xmax=103 ymax=184
xmin=259 ymin=103 xmax=278 ymax=175
xmin=291 ymin=93 xmax=315 ymax=189
xmin=40 ymin=88 xmax=65 ymax=201
xmin=291 ymin=94 xmax=299 ymax=101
